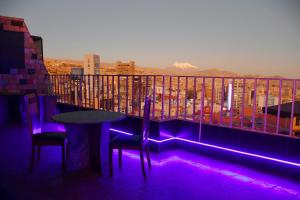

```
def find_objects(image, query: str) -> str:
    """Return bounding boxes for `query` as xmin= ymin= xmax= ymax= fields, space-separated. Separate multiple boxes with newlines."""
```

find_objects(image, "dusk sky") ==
xmin=1 ymin=0 xmax=300 ymax=77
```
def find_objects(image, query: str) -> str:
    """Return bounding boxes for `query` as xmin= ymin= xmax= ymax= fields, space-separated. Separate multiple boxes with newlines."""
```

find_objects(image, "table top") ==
xmin=52 ymin=111 xmax=126 ymax=125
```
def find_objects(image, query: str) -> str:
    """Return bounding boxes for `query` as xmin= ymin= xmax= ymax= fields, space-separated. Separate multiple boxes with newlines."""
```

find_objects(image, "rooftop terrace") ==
xmin=1 ymin=15 xmax=300 ymax=200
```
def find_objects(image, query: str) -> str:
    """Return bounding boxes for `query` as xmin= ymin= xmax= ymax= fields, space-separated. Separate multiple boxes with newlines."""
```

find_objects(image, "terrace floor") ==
xmin=1 ymin=124 xmax=300 ymax=200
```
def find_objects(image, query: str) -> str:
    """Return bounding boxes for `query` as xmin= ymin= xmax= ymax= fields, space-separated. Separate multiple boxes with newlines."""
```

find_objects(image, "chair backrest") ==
xmin=141 ymin=96 xmax=151 ymax=141
xmin=24 ymin=93 xmax=40 ymax=136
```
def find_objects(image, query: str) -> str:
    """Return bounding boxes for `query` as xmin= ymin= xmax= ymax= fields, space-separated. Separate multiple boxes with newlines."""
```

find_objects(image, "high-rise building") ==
xmin=83 ymin=54 xmax=100 ymax=75
xmin=83 ymin=54 xmax=100 ymax=107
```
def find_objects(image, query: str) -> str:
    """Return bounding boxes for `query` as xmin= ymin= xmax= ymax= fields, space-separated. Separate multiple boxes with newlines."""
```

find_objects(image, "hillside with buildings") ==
xmin=44 ymin=57 xmax=240 ymax=77
xmin=44 ymin=57 xmax=285 ymax=79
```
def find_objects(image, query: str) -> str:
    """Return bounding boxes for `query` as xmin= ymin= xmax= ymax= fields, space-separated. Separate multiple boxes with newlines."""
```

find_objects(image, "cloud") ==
xmin=173 ymin=62 xmax=198 ymax=70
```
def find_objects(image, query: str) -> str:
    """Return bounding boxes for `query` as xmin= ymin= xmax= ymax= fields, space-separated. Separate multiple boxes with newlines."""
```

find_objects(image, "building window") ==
xmin=296 ymin=117 xmax=300 ymax=126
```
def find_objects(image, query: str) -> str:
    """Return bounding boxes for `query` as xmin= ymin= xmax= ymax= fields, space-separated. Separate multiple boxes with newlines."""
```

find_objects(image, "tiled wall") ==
xmin=0 ymin=16 xmax=49 ymax=94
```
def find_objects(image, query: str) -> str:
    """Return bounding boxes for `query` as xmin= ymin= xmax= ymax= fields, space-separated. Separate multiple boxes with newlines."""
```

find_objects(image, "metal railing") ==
xmin=49 ymin=75 xmax=300 ymax=139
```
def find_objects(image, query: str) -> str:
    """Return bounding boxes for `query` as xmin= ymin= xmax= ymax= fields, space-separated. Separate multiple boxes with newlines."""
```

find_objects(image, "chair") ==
xmin=24 ymin=93 xmax=68 ymax=173
xmin=109 ymin=96 xmax=152 ymax=177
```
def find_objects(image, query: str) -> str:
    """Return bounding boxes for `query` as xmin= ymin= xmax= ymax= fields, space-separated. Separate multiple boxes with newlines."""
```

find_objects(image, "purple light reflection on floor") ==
xmin=121 ymin=150 xmax=300 ymax=196
xmin=110 ymin=128 xmax=300 ymax=168
xmin=2 ymin=124 xmax=300 ymax=200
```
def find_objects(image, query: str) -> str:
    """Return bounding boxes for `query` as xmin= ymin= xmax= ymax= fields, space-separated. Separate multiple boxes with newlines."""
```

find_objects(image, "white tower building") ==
xmin=83 ymin=54 xmax=100 ymax=107
xmin=83 ymin=54 xmax=100 ymax=75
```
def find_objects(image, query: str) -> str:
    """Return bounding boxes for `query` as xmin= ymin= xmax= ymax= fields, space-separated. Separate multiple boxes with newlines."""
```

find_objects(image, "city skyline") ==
xmin=1 ymin=0 xmax=300 ymax=78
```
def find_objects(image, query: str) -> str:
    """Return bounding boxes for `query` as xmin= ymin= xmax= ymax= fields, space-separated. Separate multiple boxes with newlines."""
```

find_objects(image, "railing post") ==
xmin=88 ymin=75 xmax=91 ymax=108
xmin=112 ymin=75 xmax=115 ymax=112
xmin=131 ymin=75 xmax=135 ymax=115
xmin=69 ymin=75 xmax=72 ymax=104
xmin=97 ymin=75 xmax=100 ymax=110
xmin=59 ymin=75 xmax=61 ymax=102
xmin=276 ymin=79 xmax=282 ymax=134
xmin=145 ymin=75 xmax=149 ymax=99
xmin=241 ymin=78 xmax=246 ymax=128
xmin=73 ymin=76 xmax=76 ymax=106
xmin=210 ymin=77 xmax=215 ymax=124
xmin=102 ymin=75 xmax=105 ymax=110
xmin=184 ymin=77 xmax=188 ymax=120
xmin=84 ymin=75 xmax=87 ymax=108
xmin=66 ymin=75 xmax=68 ymax=103
xmin=93 ymin=75 xmax=95 ymax=108
xmin=107 ymin=75 xmax=109 ymax=110
xmin=126 ymin=75 xmax=129 ymax=115
xmin=199 ymin=77 xmax=205 ymax=141
xmin=264 ymin=79 xmax=269 ymax=132
xmin=252 ymin=79 xmax=257 ymax=130
xmin=138 ymin=76 xmax=142 ymax=117
xmin=230 ymin=78 xmax=234 ymax=128
xmin=176 ymin=77 xmax=180 ymax=119
xmin=152 ymin=75 xmax=156 ymax=120
xmin=220 ymin=78 xmax=224 ymax=125
xmin=169 ymin=76 xmax=172 ymax=120
xmin=193 ymin=77 xmax=196 ymax=121
xmin=289 ymin=80 xmax=296 ymax=136
xmin=79 ymin=75 xmax=83 ymax=109
xmin=62 ymin=75 xmax=64 ymax=102
xmin=162 ymin=75 xmax=165 ymax=120
xmin=118 ymin=75 xmax=120 ymax=112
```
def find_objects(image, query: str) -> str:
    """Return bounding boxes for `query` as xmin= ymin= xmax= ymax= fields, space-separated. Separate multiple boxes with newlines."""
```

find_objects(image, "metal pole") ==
xmin=107 ymin=75 xmax=109 ymax=110
xmin=169 ymin=76 xmax=172 ymax=119
xmin=251 ymin=79 xmax=257 ymax=130
xmin=230 ymin=78 xmax=234 ymax=128
xmin=131 ymin=76 xmax=135 ymax=115
xmin=193 ymin=77 xmax=196 ymax=121
xmin=126 ymin=75 xmax=129 ymax=115
xmin=276 ymin=79 xmax=282 ymax=134
xmin=162 ymin=76 xmax=165 ymax=120
xmin=84 ymin=75 xmax=87 ymax=108
xmin=118 ymin=76 xmax=120 ymax=112
xmin=199 ymin=77 xmax=205 ymax=141
xmin=152 ymin=75 xmax=156 ymax=120
xmin=263 ymin=79 xmax=269 ymax=132
xmin=102 ymin=75 xmax=105 ymax=110
xmin=79 ymin=75 xmax=83 ymax=109
xmin=184 ymin=77 xmax=188 ymax=120
xmin=176 ymin=77 xmax=180 ymax=119
xmin=220 ymin=78 xmax=224 ymax=125
xmin=289 ymin=80 xmax=296 ymax=136
xmin=210 ymin=78 xmax=215 ymax=124
xmin=112 ymin=75 xmax=115 ymax=112
xmin=97 ymin=75 xmax=100 ymax=109
xmin=241 ymin=78 xmax=246 ymax=128
xmin=138 ymin=76 xmax=142 ymax=117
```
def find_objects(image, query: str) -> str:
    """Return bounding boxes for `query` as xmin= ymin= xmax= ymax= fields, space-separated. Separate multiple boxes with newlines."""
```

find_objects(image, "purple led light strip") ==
xmin=109 ymin=128 xmax=300 ymax=167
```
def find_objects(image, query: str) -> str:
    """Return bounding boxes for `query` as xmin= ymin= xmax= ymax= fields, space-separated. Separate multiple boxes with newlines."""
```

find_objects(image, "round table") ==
xmin=53 ymin=111 xmax=126 ymax=175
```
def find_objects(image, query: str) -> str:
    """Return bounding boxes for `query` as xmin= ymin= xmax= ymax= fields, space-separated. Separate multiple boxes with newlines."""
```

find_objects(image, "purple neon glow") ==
xmin=109 ymin=128 xmax=300 ymax=167
xmin=33 ymin=123 xmax=66 ymax=134
xmin=121 ymin=150 xmax=300 ymax=195
xmin=109 ymin=128 xmax=175 ymax=143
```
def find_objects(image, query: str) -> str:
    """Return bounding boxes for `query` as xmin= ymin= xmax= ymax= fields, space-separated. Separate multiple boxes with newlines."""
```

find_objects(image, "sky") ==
xmin=1 ymin=0 xmax=300 ymax=78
